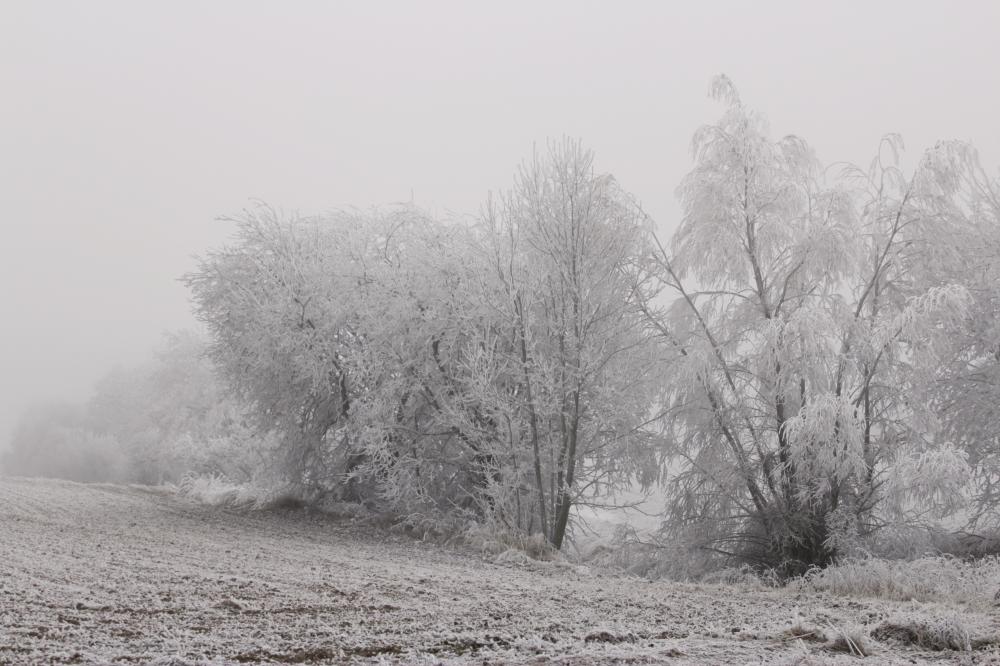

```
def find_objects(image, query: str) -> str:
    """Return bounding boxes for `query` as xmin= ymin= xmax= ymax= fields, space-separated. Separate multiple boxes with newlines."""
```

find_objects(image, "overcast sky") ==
xmin=2 ymin=1 xmax=999 ymax=446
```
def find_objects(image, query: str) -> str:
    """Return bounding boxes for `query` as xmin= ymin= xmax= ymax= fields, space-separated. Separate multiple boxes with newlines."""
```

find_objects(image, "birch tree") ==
xmin=644 ymin=77 xmax=976 ymax=572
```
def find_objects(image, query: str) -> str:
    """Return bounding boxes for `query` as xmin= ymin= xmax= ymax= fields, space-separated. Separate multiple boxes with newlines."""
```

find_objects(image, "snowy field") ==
xmin=1 ymin=477 xmax=998 ymax=665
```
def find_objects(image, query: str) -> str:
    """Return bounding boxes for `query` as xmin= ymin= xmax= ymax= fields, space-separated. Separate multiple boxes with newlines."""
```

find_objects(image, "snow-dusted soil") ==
xmin=1 ymin=478 xmax=998 ymax=665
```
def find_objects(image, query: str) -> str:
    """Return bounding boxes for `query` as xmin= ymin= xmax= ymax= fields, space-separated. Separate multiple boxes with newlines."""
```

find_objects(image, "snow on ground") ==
xmin=1 ymin=477 xmax=998 ymax=665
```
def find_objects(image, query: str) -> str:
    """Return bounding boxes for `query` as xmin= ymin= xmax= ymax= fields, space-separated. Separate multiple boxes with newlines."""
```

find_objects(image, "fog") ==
xmin=2 ymin=0 xmax=999 ymax=448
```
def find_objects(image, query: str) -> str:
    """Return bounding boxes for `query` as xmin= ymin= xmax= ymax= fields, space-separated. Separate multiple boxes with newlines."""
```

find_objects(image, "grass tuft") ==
xmin=792 ymin=555 xmax=1000 ymax=609
xmin=463 ymin=525 xmax=563 ymax=562
xmin=825 ymin=623 xmax=874 ymax=657
xmin=178 ymin=473 xmax=282 ymax=509
xmin=871 ymin=612 xmax=972 ymax=652
xmin=780 ymin=621 xmax=827 ymax=644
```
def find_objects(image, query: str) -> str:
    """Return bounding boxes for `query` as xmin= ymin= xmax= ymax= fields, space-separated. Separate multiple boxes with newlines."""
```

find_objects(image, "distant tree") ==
xmin=87 ymin=330 xmax=262 ymax=484
xmin=1 ymin=330 xmax=262 ymax=486
xmin=87 ymin=364 xmax=158 ymax=480
xmin=1 ymin=401 xmax=125 ymax=482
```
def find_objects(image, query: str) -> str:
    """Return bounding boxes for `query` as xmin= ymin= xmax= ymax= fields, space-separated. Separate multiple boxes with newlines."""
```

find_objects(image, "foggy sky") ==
xmin=2 ymin=1 xmax=999 ymax=447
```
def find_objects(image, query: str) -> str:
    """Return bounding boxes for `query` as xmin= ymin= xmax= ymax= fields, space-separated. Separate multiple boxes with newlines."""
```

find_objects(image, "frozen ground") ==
xmin=1 ymin=477 xmax=998 ymax=665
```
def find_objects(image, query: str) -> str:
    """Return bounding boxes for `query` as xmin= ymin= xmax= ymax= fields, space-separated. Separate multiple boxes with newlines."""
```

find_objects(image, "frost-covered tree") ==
xmin=86 ymin=331 xmax=264 ymax=483
xmin=185 ymin=147 xmax=660 ymax=548
xmin=1 ymin=331 xmax=248 ymax=484
xmin=1 ymin=402 xmax=124 ymax=482
xmin=922 ymin=147 xmax=1000 ymax=527
xmin=643 ymin=77 xmax=979 ymax=572
xmin=332 ymin=211 xmax=504 ymax=513
xmin=185 ymin=205 xmax=503 ymax=506
xmin=480 ymin=139 xmax=660 ymax=548
xmin=185 ymin=208 xmax=366 ymax=491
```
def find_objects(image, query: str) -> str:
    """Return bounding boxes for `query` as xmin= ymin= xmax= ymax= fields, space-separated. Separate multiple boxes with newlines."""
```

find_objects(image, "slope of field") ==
xmin=1 ymin=477 xmax=997 ymax=665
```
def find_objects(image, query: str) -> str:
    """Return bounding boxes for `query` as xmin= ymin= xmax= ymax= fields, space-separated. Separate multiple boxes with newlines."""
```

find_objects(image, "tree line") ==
xmin=7 ymin=77 xmax=999 ymax=572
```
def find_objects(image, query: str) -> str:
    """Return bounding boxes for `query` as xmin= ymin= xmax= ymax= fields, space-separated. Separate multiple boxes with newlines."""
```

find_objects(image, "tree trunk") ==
xmin=551 ymin=392 xmax=580 ymax=549
xmin=515 ymin=300 xmax=548 ymax=539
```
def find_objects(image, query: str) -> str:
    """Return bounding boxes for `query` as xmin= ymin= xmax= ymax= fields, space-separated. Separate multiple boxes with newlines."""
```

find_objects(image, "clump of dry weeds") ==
xmin=824 ymin=623 xmax=875 ymax=657
xmin=871 ymin=612 xmax=973 ymax=652
xmin=792 ymin=555 xmax=1000 ymax=609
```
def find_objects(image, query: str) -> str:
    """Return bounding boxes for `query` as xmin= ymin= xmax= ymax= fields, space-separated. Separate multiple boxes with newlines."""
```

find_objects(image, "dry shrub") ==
xmin=792 ymin=555 xmax=1000 ymax=608
xmin=825 ymin=623 xmax=874 ymax=657
xmin=872 ymin=612 xmax=972 ymax=651
xmin=462 ymin=525 xmax=562 ymax=562
xmin=178 ymin=473 xmax=287 ymax=509
xmin=868 ymin=524 xmax=1000 ymax=561
xmin=780 ymin=622 xmax=827 ymax=644
xmin=702 ymin=563 xmax=783 ymax=588
xmin=582 ymin=537 xmax=667 ymax=577
xmin=580 ymin=524 xmax=732 ymax=580
xmin=394 ymin=511 xmax=477 ymax=543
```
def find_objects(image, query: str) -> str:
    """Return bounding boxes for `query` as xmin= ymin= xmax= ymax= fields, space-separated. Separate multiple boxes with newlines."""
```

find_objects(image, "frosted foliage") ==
xmin=783 ymin=395 xmax=864 ymax=499
xmin=175 ymin=77 xmax=999 ymax=567
xmin=185 ymin=143 xmax=659 ymax=546
xmin=883 ymin=444 xmax=972 ymax=520
xmin=1 ymin=331 xmax=268 ymax=485
xmin=645 ymin=76 xmax=1000 ymax=570
xmin=475 ymin=139 xmax=660 ymax=547
xmin=758 ymin=306 xmax=840 ymax=392
xmin=187 ymin=206 xmax=498 ymax=500
xmin=877 ymin=285 xmax=972 ymax=356
xmin=675 ymin=77 xmax=853 ymax=295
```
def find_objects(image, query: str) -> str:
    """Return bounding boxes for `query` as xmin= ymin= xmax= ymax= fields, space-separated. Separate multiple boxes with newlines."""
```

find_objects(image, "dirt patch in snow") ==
xmin=1 ymin=477 xmax=998 ymax=664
